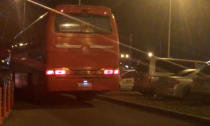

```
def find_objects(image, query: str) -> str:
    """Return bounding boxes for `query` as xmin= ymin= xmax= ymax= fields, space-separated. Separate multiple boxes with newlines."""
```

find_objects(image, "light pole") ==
xmin=15 ymin=0 xmax=26 ymax=28
xmin=23 ymin=0 xmax=26 ymax=28
xmin=79 ymin=0 xmax=81 ymax=5
xmin=167 ymin=0 xmax=172 ymax=58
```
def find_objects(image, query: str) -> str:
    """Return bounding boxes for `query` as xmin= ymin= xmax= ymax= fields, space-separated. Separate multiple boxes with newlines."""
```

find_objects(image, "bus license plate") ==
xmin=78 ymin=81 xmax=92 ymax=88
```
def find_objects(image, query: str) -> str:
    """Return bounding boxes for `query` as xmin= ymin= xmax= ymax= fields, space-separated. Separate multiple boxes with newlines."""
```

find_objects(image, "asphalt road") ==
xmin=4 ymin=94 xmax=203 ymax=126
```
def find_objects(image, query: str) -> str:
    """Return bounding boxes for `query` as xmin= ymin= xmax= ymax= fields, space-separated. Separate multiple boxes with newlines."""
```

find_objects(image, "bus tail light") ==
xmin=46 ymin=70 xmax=54 ymax=75
xmin=114 ymin=69 xmax=120 ymax=75
xmin=55 ymin=70 xmax=66 ymax=75
xmin=104 ymin=69 xmax=113 ymax=75
xmin=46 ymin=68 xmax=70 ymax=76
xmin=103 ymin=69 xmax=120 ymax=75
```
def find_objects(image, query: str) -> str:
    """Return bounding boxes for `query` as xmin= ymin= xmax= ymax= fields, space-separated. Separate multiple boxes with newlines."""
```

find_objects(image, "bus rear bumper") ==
xmin=46 ymin=76 xmax=120 ymax=92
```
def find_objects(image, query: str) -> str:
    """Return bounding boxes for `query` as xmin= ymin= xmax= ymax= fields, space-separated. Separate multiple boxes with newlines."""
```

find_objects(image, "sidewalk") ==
xmin=99 ymin=91 xmax=210 ymax=121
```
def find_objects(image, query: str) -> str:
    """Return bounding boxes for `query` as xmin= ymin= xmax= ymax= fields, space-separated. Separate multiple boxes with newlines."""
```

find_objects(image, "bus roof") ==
xmin=55 ymin=5 xmax=112 ymax=15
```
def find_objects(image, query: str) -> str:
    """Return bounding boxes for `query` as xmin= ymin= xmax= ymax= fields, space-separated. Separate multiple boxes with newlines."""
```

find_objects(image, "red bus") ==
xmin=44 ymin=5 xmax=120 ymax=99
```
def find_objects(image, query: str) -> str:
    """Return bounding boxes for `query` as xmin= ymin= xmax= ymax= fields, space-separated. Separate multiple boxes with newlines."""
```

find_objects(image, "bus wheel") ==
xmin=29 ymin=73 xmax=48 ymax=102
xmin=75 ymin=94 xmax=95 ymax=101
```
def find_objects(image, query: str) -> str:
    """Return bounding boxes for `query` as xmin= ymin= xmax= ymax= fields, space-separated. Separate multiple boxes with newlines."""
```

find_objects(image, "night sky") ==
xmin=1 ymin=0 xmax=210 ymax=61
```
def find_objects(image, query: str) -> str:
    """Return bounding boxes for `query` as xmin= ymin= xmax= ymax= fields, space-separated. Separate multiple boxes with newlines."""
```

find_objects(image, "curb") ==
xmin=96 ymin=95 xmax=210 ymax=125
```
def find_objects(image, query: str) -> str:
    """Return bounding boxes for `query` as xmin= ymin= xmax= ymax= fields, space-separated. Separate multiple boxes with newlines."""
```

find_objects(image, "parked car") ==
xmin=135 ymin=58 xmax=184 ymax=96
xmin=135 ymin=57 xmax=207 ymax=96
xmin=120 ymin=69 xmax=137 ymax=90
xmin=191 ymin=65 xmax=210 ymax=95
xmin=154 ymin=69 xmax=200 ymax=98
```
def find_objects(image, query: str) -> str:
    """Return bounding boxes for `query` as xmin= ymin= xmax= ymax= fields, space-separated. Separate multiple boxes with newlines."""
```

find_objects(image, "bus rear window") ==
xmin=55 ymin=14 xmax=112 ymax=34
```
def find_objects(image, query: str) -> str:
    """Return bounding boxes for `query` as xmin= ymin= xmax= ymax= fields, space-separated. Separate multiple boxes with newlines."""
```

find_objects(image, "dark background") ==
xmin=1 ymin=0 xmax=210 ymax=61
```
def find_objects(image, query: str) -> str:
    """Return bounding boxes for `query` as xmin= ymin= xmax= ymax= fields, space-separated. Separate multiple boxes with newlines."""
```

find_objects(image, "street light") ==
xmin=121 ymin=54 xmax=125 ymax=58
xmin=125 ymin=54 xmax=130 ymax=58
xmin=148 ymin=52 xmax=153 ymax=58
xmin=19 ymin=43 xmax=24 ymax=47
xmin=1 ymin=60 xmax=5 ymax=63
xmin=121 ymin=53 xmax=130 ymax=59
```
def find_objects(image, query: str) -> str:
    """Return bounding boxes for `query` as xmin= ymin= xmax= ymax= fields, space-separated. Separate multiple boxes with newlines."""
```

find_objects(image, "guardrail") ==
xmin=0 ymin=73 xmax=15 ymax=125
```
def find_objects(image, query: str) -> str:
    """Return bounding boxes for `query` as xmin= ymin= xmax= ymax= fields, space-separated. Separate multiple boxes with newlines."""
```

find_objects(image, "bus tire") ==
xmin=75 ymin=94 xmax=95 ymax=101
xmin=29 ymin=72 xmax=47 ymax=102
